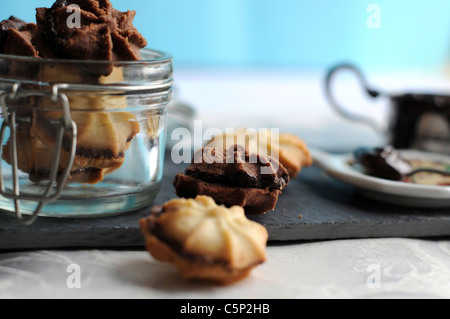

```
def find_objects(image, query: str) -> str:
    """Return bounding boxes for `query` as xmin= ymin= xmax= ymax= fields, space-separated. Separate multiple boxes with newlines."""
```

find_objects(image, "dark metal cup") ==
xmin=325 ymin=63 xmax=450 ymax=155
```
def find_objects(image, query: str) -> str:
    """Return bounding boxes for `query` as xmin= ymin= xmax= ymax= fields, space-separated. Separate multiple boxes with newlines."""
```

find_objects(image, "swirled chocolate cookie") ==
xmin=174 ymin=145 xmax=289 ymax=215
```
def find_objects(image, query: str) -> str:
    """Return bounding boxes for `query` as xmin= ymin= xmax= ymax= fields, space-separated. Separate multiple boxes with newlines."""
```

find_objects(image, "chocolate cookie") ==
xmin=174 ymin=145 xmax=289 ymax=214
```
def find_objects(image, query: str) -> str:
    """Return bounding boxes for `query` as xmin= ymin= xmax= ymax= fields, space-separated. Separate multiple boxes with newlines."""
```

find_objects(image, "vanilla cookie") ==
xmin=139 ymin=196 xmax=269 ymax=285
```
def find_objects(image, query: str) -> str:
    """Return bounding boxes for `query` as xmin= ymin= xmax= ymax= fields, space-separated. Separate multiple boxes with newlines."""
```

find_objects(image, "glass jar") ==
xmin=0 ymin=49 xmax=173 ymax=224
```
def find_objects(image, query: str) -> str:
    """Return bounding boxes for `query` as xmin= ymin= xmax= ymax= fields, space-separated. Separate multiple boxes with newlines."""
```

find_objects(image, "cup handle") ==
xmin=324 ymin=63 xmax=387 ymax=136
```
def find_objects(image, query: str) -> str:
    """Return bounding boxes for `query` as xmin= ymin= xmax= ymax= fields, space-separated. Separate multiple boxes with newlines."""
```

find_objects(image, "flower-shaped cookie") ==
xmin=139 ymin=196 xmax=269 ymax=284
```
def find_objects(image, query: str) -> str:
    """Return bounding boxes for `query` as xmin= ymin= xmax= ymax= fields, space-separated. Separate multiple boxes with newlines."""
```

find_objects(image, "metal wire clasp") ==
xmin=0 ymin=83 xmax=77 ymax=225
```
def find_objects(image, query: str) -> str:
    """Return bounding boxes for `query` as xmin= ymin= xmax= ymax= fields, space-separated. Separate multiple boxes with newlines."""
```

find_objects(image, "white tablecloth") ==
xmin=1 ymin=68 xmax=449 ymax=299
xmin=1 ymin=238 xmax=450 ymax=299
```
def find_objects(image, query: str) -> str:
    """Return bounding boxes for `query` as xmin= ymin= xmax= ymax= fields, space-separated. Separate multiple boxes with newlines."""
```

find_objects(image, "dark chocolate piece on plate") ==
xmin=353 ymin=146 xmax=413 ymax=181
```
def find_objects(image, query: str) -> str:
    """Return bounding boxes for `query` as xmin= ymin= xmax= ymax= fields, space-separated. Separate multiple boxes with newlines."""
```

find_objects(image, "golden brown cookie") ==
xmin=139 ymin=196 xmax=269 ymax=285
xmin=278 ymin=133 xmax=313 ymax=178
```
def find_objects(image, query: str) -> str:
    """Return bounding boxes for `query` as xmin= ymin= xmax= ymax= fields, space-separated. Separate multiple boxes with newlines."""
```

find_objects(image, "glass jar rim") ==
xmin=0 ymin=48 xmax=173 ymax=95
xmin=0 ymin=48 xmax=172 ymax=65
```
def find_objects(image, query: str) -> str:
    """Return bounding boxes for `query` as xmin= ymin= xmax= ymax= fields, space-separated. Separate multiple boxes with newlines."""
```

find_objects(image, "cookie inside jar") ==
xmin=0 ymin=1 xmax=173 ymax=218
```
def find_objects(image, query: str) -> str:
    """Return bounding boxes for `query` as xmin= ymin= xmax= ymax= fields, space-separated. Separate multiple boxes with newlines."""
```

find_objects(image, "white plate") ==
xmin=311 ymin=149 xmax=450 ymax=208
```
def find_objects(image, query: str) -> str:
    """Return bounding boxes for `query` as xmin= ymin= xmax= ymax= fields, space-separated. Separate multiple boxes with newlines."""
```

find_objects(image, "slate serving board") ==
xmin=0 ymin=155 xmax=449 ymax=251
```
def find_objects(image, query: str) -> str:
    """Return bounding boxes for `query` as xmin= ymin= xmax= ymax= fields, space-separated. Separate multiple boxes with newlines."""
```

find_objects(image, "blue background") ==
xmin=2 ymin=0 xmax=450 ymax=71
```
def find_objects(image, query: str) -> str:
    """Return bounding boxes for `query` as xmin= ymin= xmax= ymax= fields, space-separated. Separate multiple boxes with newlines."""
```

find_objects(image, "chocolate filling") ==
xmin=76 ymin=146 xmax=125 ymax=160
xmin=29 ymin=167 xmax=102 ymax=183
